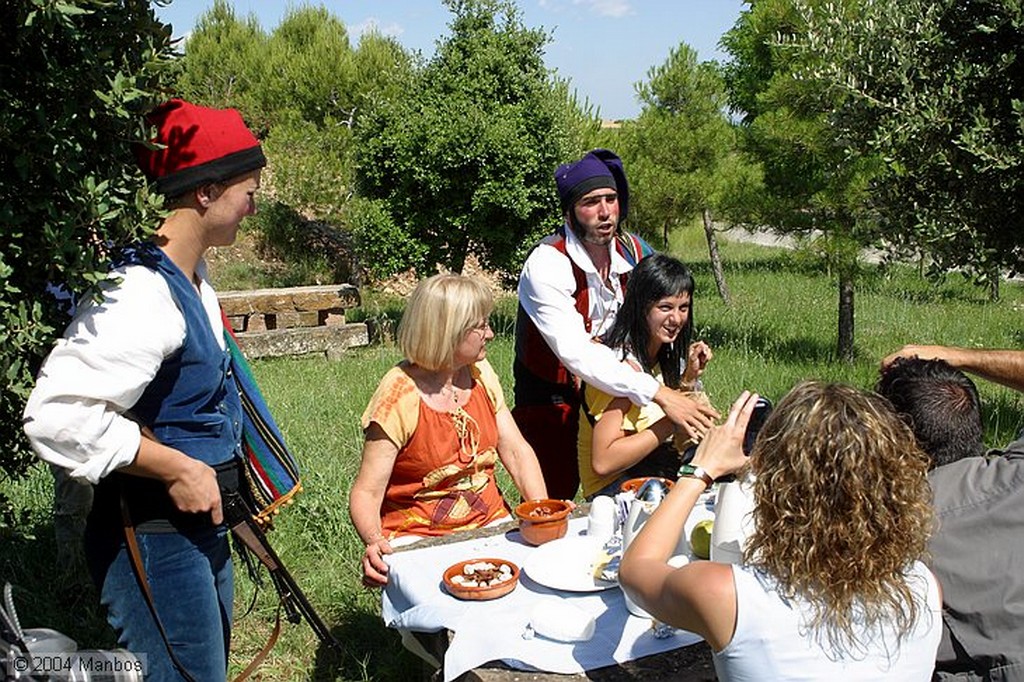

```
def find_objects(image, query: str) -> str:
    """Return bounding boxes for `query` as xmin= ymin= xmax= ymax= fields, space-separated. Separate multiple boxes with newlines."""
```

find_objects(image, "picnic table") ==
xmin=382 ymin=494 xmax=719 ymax=681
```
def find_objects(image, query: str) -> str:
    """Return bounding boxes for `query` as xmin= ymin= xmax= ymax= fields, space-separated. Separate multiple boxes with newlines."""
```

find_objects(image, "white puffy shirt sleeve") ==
xmin=518 ymin=244 xmax=659 ymax=406
xmin=22 ymin=266 xmax=186 ymax=483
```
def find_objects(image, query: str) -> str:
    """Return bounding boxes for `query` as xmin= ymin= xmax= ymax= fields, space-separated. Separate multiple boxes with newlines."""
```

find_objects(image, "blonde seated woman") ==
xmin=620 ymin=384 xmax=942 ymax=680
xmin=350 ymin=274 xmax=548 ymax=588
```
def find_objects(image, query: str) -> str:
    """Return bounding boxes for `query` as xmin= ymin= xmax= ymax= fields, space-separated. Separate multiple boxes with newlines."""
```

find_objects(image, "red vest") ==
xmin=514 ymin=232 xmax=649 ymax=400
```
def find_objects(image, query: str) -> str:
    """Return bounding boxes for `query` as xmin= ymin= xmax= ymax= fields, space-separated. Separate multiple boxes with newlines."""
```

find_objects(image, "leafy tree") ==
xmin=722 ymin=0 xmax=879 ymax=360
xmin=0 ymin=1 xmax=177 ymax=501
xmin=177 ymin=3 xmax=414 ymax=281
xmin=624 ymin=44 xmax=763 ymax=303
xmin=173 ymin=0 xmax=268 ymax=130
xmin=356 ymin=0 xmax=587 ymax=278
xmin=799 ymin=0 xmax=1024 ymax=299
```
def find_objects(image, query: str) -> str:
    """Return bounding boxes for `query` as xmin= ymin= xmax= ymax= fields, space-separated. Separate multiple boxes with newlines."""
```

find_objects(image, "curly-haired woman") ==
xmin=619 ymin=383 xmax=941 ymax=679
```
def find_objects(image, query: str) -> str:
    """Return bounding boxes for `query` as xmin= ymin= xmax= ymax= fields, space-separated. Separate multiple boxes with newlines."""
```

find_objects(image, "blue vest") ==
xmin=123 ymin=242 xmax=243 ymax=465
xmin=92 ymin=242 xmax=243 ymax=532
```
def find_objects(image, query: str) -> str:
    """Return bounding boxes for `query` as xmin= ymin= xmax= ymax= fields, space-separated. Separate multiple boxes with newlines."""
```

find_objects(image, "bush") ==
xmin=343 ymin=197 xmax=427 ymax=282
xmin=0 ymin=0 xmax=178 ymax=506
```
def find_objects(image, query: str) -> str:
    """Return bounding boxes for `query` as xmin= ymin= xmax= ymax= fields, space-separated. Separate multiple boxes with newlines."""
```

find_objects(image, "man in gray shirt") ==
xmin=878 ymin=354 xmax=1024 ymax=681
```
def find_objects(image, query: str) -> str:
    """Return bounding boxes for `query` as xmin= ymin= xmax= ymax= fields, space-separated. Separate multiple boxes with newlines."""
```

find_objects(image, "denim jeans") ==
xmin=86 ymin=524 xmax=233 ymax=682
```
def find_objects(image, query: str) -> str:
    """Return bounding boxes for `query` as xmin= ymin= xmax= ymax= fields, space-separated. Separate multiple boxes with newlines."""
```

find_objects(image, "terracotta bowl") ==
xmin=514 ymin=499 xmax=572 ymax=546
xmin=620 ymin=476 xmax=675 ymax=495
xmin=442 ymin=558 xmax=519 ymax=601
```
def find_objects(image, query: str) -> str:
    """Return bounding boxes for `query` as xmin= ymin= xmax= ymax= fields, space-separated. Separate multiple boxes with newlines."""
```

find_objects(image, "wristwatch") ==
xmin=677 ymin=463 xmax=714 ymax=490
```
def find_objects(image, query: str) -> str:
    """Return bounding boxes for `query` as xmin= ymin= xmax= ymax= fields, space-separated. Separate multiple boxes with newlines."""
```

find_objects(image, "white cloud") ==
xmin=351 ymin=17 xmax=405 ymax=40
xmin=572 ymin=0 xmax=633 ymax=18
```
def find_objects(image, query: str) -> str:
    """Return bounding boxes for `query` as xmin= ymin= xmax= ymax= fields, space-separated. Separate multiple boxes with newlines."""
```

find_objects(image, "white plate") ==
xmin=522 ymin=535 xmax=619 ymax=592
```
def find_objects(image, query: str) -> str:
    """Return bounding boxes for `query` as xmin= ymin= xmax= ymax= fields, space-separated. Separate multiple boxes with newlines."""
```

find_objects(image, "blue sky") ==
xmin=154 ymin=1 xmax=746 ymax=121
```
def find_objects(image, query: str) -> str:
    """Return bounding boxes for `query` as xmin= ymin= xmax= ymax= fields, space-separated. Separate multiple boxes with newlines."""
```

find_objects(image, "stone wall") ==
xmin=219 ymin=284 xmax=369 ymax=360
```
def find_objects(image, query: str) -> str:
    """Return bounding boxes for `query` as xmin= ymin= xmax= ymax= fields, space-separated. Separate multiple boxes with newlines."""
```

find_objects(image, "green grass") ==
xmin=5 ymin=226 xmax=1024 ymax=680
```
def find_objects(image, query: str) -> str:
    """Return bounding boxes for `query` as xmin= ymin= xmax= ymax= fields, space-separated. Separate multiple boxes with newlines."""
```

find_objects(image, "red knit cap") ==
xmin=134 ymin=99 xmax=266 ymax=197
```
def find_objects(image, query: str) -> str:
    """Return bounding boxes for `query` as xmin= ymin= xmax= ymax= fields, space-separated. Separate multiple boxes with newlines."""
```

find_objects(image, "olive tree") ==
xmin=722 ymin=0 xmax=880 ymax=361
xmin=800 ymin=0 xmax=1024 ymax=298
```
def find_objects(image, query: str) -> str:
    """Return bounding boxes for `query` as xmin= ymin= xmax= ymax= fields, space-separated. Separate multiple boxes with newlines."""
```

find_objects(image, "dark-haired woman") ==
xmin=577 ymin=254 xmax=712 ymax=499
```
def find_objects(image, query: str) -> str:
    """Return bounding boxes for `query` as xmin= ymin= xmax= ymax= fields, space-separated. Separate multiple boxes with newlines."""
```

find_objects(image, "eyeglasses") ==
xmin=469 ymin=320 xmax=492 ymax=334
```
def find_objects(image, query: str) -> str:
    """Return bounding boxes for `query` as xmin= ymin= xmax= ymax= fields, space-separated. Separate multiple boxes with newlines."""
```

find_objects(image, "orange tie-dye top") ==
xmin=360 ymin=358 xmax=510 ymax=538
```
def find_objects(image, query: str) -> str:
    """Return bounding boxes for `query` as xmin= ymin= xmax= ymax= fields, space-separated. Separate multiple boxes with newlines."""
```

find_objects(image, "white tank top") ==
xmin=713 ymin=561 xmax=941 ymax=681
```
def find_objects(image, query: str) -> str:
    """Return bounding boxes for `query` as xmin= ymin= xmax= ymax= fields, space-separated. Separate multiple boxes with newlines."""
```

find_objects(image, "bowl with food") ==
xmin=619 ymin=476 xmax=675 ymax=496
xmin=443 ymin=558 xmax=519 ymax=601
xmin=514 ymin=499 xmax=572 ymax=546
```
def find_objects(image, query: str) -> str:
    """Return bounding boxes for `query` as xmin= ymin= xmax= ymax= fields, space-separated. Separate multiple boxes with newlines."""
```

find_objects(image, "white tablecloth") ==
xmin=382 ymin=498 xmax=715 ymax=681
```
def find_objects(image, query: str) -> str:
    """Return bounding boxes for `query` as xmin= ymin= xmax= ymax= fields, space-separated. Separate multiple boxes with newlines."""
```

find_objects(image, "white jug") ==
xmin=711 ymin=474 xmax=756 ymax=564
xmin=621 ymin=478 xmax=669 ymax=549
xmin=621 ymin=478 xmax=688 ymax=618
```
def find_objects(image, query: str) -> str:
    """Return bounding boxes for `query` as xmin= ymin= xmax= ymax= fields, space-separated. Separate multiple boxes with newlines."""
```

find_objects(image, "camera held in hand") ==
xmin=743 ymin=396 xmax=773 ymax=457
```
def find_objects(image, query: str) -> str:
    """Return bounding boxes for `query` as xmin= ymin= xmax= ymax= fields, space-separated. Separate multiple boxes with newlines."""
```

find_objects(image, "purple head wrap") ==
xmin=553 ymin=149 xmax=629 ymax=221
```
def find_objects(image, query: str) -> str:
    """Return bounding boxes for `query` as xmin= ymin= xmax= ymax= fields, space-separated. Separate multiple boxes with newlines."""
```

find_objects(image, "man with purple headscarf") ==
xmin=513 ymin=149 xmax=719 ymax=500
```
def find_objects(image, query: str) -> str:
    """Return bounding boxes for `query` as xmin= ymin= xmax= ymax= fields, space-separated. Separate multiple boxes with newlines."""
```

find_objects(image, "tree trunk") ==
xmin=988 ymin=271 xmax=1000 ymax=302
xmin=450 ymin=236 xmax=469 ymax=275
xmin=702 ymin=209 xmax=731 ymax=305
xmin=663 ymin=219 xmax=670 ymax=249
xmin=837 ymin=270 xmax=855 ymax=362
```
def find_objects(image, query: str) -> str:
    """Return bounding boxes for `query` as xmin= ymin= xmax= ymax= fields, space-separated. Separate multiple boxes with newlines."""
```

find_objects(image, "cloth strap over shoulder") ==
xmin=220 ymin=309 xmax=302 ymax=527
xmin=616 ymin=231 xmax=654 ymax=267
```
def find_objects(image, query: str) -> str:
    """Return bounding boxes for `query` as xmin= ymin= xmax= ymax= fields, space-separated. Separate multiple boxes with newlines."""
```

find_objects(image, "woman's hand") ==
xmin=683 ymin=341 xmax=713 ymax=384
xmin=691 ymin=391 xmax=759 ymax=480
xmin=362 ymin=536 xmax=394 ymax=588
xmin=350 ymin=426 xmax=401 ymax=587
xmin=127 ymin=436 xmax=224 ymax=524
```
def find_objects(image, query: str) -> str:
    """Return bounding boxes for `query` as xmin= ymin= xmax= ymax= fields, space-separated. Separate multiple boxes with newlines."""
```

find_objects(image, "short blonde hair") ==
xmin=398 ymin=274 xmax=493 ymax=370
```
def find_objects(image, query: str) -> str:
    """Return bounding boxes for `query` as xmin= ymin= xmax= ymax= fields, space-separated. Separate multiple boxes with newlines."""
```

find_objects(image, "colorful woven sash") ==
xmin=220 ymin=309 xmax=302 ymax=527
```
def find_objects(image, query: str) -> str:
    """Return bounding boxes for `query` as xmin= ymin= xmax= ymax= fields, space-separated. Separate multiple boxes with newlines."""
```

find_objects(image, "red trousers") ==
xmin=512 ymin=401 xmax=580 ymax=501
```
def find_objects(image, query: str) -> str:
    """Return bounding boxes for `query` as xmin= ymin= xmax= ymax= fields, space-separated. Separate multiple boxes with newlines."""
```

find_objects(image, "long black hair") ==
xmin=602 ymin=253 xmax=694 ymax=389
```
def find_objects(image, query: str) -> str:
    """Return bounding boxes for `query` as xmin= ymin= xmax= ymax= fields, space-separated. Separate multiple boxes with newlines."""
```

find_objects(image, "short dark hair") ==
xmin=876 ymin=357 xmax=984 ymax=468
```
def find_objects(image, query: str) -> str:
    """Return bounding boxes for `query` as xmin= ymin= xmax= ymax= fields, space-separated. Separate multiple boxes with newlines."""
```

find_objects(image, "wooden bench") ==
xmin=218 ymin=284 xmax=369 ymax=360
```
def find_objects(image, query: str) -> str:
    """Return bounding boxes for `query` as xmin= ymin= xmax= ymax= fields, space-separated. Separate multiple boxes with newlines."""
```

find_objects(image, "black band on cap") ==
xmin=154 ymin=146 xmax=267 ymax=197
xmin=562 ymin=175 xmax=617 ymax=211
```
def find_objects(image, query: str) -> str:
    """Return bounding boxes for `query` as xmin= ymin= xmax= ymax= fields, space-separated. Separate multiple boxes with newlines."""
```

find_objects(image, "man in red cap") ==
xmin=24 ymin=99 xmax=265 ymax=681
xmin=514 ymin=149 xmax=719 ymax=500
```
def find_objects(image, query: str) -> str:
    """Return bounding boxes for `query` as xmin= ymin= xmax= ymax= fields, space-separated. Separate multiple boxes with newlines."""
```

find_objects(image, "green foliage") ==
xmin=622 ymin=44 xmax=762 ymax=246
xmin=722 ymin=0 xmax=877 ymax=233
xmin=356 ymin=0 xmax=591 ymax=277
xmin=799 ymin=0 xmax=1024 ymax=287
xmin=343 ymin=197 xmax=427 ymax=281
xmin=263 ymin=114 xmax=354 ymax=222
xmin=245 ymin=202 xmax=350 ymax=285
xmin=173 ymin=0 xmax=269 ymax=129
xmin=178 ymin=3 xmax=417 ymax=284
xmin=0 ymin=0 xmax=177 ymax=489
